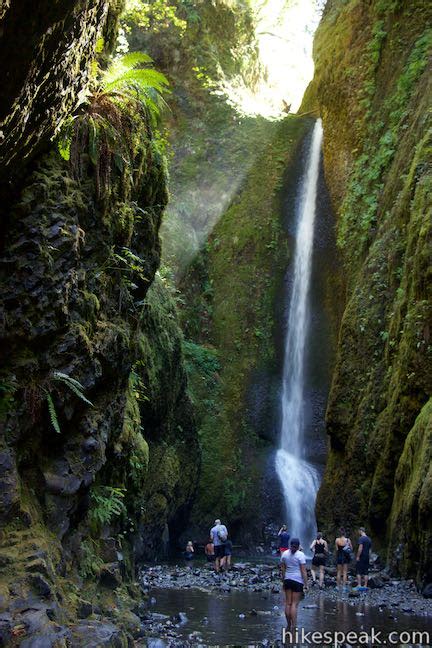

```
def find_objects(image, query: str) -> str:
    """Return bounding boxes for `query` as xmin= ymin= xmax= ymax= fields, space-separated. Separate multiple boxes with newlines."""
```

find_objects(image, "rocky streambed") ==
xmin=135 ymin=561 xmax=432 ymax=647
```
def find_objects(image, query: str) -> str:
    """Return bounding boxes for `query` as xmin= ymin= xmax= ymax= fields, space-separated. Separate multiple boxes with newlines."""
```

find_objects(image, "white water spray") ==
xmin=276 ymin=119 xmax=323 ymax=545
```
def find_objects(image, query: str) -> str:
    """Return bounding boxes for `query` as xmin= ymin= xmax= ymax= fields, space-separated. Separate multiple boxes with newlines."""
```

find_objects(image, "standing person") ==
xmin=210 ymin=518 xmax=228 ymax=573
xmin=224 ymin=538 xmax=233 ymax=570
xmin=335 ymin=528 xmax=353 ymax=591
xmin=280 ymin=538 xmax=308 ymax=632
xmin=356 ymin=527 xmax=372 ymax=589
xmin=310 ymin=532 xmax=328 ymax=589
xmin=205 ymin=537 xmax=215 ymax=564
xmin=278 ymin=525 xmax=290 ymax=554
xmin=184 ymin=541 xmax=194 ymax=566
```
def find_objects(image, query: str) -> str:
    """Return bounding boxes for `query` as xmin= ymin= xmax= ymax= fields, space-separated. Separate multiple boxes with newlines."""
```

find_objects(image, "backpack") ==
xmin=217 ymin=527 xmax=227 ymax=542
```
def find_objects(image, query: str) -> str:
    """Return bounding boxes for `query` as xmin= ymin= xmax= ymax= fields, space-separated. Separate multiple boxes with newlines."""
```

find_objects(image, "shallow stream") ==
xmin=145 ymin=586 xmax=432 ymax=646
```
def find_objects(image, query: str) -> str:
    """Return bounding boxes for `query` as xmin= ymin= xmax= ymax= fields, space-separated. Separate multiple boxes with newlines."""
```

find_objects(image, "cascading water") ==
xmin=276 ymin=119 xmax=323 ymax=545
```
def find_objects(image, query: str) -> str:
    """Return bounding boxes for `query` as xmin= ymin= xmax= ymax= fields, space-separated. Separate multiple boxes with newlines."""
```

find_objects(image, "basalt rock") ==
xmin=0 ymin=0 xmax=199 ymax=642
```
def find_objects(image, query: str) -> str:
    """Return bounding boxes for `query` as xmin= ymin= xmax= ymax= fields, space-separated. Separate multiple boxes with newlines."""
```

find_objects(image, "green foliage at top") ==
xmin=123 ymin=0 xmax=188 ymax=33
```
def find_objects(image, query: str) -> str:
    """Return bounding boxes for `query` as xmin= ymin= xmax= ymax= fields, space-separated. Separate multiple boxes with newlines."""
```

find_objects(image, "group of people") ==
xmin=184 ymin=519 xmax=233 ymax=572
xmin=279 ymin=526 xmax=372 ymax=631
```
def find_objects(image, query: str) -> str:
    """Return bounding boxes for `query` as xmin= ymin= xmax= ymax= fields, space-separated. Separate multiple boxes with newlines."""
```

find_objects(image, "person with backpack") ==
xmin=210 ymin=518 xmax=228 ymax=573
xmin=310 ymin=532 xmax=328 ymax=589
xmin=335 ymin=527 xmax=353 ymax=591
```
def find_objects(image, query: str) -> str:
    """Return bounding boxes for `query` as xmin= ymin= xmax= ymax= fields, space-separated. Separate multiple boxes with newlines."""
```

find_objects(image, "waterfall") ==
xmin=276 ymin=119 xmax=323 ymax=546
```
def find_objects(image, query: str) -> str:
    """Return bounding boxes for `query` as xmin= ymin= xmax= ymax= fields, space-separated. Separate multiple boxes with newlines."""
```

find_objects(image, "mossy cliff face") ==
xmin=180 ymin=116 xmax=312 ymax=539
xmin=0 ymin=1 xmax=199 ymax=642
xmin=307 ymin=0 xmax=432 ymax=578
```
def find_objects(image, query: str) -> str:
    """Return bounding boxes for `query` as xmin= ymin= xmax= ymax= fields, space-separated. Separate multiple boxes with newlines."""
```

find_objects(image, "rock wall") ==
xmin=0 ymin=0 xmax=199 ymax=642
xmin=306 ymin=0 xmax=432 ymax=580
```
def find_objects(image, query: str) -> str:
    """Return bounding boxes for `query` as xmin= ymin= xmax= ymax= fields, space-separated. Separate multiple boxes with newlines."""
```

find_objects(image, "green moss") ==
xmin=179 ymin=116 xmax=310 ymax=526
xmin=389 ymin=399 xmax=432 ymax=578
xmin=311 ymin=0 xmax=432 ymax=578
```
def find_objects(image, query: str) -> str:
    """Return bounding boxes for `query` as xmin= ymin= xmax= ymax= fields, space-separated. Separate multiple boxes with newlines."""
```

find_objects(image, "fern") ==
xmin=57 ymin=51 xmax=169 ymax=195
xmin=45 ymin=371 xmax=93 ymax=434
xmin=101 ymin=52 xmax=170 ymax=120
xmin=46 ymin=394 xmax=61 ymax=434
xmin=52 ymin=371 xmax=94 ymax=406
xmin=89 ymin=486 xmax=127 ymax=530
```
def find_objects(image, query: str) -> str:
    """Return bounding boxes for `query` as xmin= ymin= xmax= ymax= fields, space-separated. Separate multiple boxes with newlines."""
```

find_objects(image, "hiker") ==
xmin=205 ymin=537 xmax=215 ymax=563
xmin=280 ymin=538 xmax=308 ymax=632
xmin=210 ymin=518 xmax=228 ymax=573
xmin=184 ymin=540 xmax=194 ymax=562
xmin=356 ymin=527 xmax=372 ymax=589
xmin=223 ymin=538 xmax=233 ymax=570
xmin=278 ymin=525 xmax=290 ymax=554
xmin=310 ymin=532 xmax=328 ymax=589
xmin=335 ymin=527 xmax=353 ymax=590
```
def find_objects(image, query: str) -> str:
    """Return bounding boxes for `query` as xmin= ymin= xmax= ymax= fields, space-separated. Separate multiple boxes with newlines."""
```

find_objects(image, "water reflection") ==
xmin=147 ymin=587 xmax=432 ymax=646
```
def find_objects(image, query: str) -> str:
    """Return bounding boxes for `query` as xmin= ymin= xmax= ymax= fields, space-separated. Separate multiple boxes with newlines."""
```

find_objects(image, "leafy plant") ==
xmin=45 ymin=371 xmax=93 ymax=434
xmin=79 ymin=538 xmax=104 ymax=578
xmin=88 ymin=486 xmax=127 ymax=531
xmin=57 ymin=52 xmax=169 ymax=197
xmin=102 ymin=52 xmax=169 ymax=119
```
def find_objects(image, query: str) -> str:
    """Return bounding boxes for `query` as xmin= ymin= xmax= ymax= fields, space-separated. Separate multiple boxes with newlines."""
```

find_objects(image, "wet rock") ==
xmin=422 ymin=583 xmax=432 ymax=598
xmin=27 ymin=575 xmax=52 ymax=598
xmin=348 ymin=589 xmax=360 ymax=598
xmin=368 ymin=575 xmax=385 ymax=589
xmin=99 ymin=563 xmax=122 ymax=589
xmin=0 ymin=614 xmax=12 ymax=645
xmin=100 ymin=538 xmax=119 ymax=563
xmin=70 ymin=620 xmax=129 ymax=647
xmin=77 ymin=600 xmax=93 ymax=619
xmin=173 ymin=612 xmax=188 ymax=624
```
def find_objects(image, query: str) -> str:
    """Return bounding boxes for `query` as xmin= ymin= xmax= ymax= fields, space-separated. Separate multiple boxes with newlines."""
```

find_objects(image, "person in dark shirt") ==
xmin=223 ymin=539 xmax=233 ymax=570
xmin=356 ymin=527 xmax=372 ymax=588
xmin=278 ymin=525 xmax=290 ymax=554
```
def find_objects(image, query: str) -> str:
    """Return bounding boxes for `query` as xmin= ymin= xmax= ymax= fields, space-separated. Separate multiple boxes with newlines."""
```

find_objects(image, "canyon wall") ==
xmin=305 ymin=0 xmax=432 ymax=581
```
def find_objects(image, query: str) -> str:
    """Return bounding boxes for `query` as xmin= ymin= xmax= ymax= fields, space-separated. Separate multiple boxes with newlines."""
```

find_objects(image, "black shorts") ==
xmin=337 ymin=551 xmax=351 ymax=565
xmin=312 ymin=554 xmax=326 ymax=567
xmin=215 ymin=544 xmax=226 ymax=558
xmin=283 ymin=579 xmax=304 ymax=593
xmin=356 ymin=559 xmax=369 ymax=576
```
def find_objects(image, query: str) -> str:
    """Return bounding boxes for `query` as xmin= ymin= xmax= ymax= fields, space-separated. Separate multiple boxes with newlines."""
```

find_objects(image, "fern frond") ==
xmin=103 ymin=52 xmax=154 ymax=86
xmin=104 ymin=68 xmax=169 ymax=94
xmin=52 ymin=371 xmax=94 ymax=406
xmin=46 ymin=394 xmax=61 ymax=434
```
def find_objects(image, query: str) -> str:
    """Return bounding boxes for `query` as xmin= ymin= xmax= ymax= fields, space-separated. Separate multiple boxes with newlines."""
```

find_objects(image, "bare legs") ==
xmin=357 ymin=572 xmax=369 ymax=587
xmin=337 ymin=564 xmax=348 ymax=588
xmin=284 ymin=589 xmax=302 ymax=631
xmin=319 ymin=565 xmax=325 ymax=588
